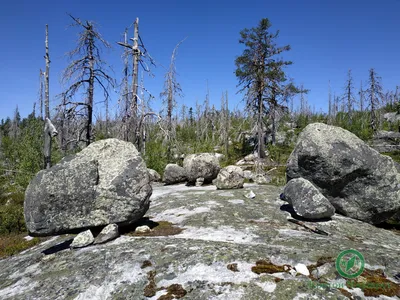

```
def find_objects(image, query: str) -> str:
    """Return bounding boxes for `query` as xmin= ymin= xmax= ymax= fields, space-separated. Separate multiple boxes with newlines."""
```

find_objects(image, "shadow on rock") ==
xmin=280 ymin=204 xmax=332 ymax=222
xmin=42 ymin=239 xmax=73 ymax=255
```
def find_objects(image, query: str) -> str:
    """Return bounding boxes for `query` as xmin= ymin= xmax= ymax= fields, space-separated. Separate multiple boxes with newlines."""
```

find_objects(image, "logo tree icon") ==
xmin=336 ymin=249 xmax=365 ymax=279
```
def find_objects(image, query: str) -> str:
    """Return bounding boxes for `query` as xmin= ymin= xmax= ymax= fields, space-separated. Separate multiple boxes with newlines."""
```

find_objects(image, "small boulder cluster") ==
xmin=281 ymin=123 xmax=400 ymax=224
xmin=161 ymin=153 xmax=247 ymax=190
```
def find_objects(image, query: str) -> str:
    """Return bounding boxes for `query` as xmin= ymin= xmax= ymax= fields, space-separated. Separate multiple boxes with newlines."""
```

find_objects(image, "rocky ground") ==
xmin=0 ymin=183 xmax=399 ymax=299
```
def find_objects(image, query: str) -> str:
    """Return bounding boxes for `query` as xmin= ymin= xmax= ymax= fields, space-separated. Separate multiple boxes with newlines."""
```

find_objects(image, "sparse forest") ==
xmin=0 ymin=15 xmax=400 ymax=255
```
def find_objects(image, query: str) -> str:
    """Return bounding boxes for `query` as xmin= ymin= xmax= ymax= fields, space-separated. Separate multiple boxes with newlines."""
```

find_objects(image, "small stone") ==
xmin=135 ymin=225 xmax=151 ymax=233
xmin=254 ymin=174 xmax=271 ymax=185
xmin=71 ymin=230 xmax=94 ymax=249
xmin=147 ymin=168 xmax=161 ymax=182
xmin=94 ymin=224 xmax=119 ymax=245
xmin=294 ymin=263 xmax=310 ymax=276
xmin=243 ymin=170 xmax=253 ymax=181
xmin=227 ymin=263 xmax=239 ymax=272
xmin=244 ymin=190 xmax=256 ymax=199
xmin=195 ymin=177 xmax=205 ymax=187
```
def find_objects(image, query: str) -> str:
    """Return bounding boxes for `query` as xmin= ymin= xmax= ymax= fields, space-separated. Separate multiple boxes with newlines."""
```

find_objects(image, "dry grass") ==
xmin=0 ymin=233 xmax=43 ymax=259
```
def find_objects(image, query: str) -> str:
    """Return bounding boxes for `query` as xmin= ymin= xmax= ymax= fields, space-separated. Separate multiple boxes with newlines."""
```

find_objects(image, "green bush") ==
xmin=0 ymin=191 xmax=24 ymax=206
xmin=267 ymin=144 xmax=293 ymax=165
xmin=144 ymin=139 xmax=168 ymax=176
xmin=0 ymin=204 xmax=26 ymax=234
xmin=382 ymin=151 xmax=400 ymax=164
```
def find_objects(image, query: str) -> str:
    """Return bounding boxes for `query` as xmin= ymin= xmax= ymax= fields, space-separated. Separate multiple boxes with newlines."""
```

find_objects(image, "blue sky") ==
xmin=1 ymin=0 xmax=400 ymax=121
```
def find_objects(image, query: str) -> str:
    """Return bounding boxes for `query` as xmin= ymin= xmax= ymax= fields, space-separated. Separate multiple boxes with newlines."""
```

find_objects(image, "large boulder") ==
xmin=24 ymin=138 xmax=152 ymax=236
xmin=283 ymin=178 xmax=335 ymax=219
xmin=183 ymin=153 xmax=221 ymax=184
xmin=163 ymin=164 xmax=187 ymax=185
xmin=213 ymin=165 xmax=244 ymax=189
xmin=286 ymin=123 xmax=400 ymax=224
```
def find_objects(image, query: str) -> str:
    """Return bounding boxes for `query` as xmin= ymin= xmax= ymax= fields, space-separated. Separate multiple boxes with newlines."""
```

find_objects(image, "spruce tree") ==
xmin=235 ymin=18 xmax=297 ymax=157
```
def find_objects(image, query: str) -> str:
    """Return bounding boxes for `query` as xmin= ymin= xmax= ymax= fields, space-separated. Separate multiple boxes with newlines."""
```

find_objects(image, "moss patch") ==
xmin=346 ymin=269 xmax=400 ymax=297
xmin=307 ymin=256 xmax=334 ymax=274
xmin=141 ymin=260 xmax=153 ymax=269
xmin=338 ymin=288 xmax=353 ymax=299
xmin=124 ymin=219 xmax=183 ymax=237
xmin=158 ymin=284 xmax=187 ymax=300
xmin=0 ymin=233 xmax=42 ymax=258
xmin=143 ymin=270 xmax=157 ymax=297
xmin=251 ymin=259 xmax=290 ymax=274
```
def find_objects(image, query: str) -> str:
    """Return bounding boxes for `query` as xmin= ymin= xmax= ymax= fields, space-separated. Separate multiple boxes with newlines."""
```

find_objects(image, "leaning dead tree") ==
xmin=160 ymin=38 xmax=185 ymax=160
xmin=61 ymin=14 xmax=115 ymax=147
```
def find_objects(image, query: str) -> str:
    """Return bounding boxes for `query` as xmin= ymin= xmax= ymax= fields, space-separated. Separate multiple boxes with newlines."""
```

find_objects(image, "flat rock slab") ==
xmin=1 ymin=184 xmax=399 ymax=299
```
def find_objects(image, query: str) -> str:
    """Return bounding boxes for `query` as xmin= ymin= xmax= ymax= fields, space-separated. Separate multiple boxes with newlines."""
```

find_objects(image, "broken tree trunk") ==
xmin=44 ymin=118 xmax=58 ymax=169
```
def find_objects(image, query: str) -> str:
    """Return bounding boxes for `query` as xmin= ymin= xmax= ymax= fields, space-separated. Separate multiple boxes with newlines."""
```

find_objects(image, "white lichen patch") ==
xmin=150 ymin=184 xmax=215 ymax=200
xmin=0 ymin=278 xmax=38 ymax=299
xmin=218 ymin=192 xmax=235 ymax=197
xmin=293 ymin=293 xmax=319 ymax=300
xmin=157 ymin=262 xmax=259 ymax=287
xmin=152 ymin=206 xmax=211 ymax=224
xmin=255 ymin=281 xmax=277 ymax=293
xmin=9 ymin=263 xmax=41 ymax=279
xmin=191 ymin=191 xmax=207 ymax=195
xmin=75 ymin=263 xmax=145 ymax=300
xmin=228 ymin=199 xmax=245 ymax=205
xmin=176 ymin=226 xmax=260 ymax=244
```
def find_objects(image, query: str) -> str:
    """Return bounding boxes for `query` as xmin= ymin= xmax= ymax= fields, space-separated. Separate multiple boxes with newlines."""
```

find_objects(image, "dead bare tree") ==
xmin=366 ymin=68 xmax=384 ymax=133
xmin=44 ymin=25 xmax=50 ymax=121
xmin=43 ymin=24 xmax=59 ymax=169
xmin=160 ymin=38 xmax=185 ymax=160
xmin=118 ymin=29 xmax=131 ymax=141
xmin=219 ymin=91 xmax=230 ymax=156
xmin=61 ymin=14 xmax=115 ymax=146
xmin=117 ymin=18 xmax=156 ymax=148
xmin=38 ymin=69 xmax=44 ymax=120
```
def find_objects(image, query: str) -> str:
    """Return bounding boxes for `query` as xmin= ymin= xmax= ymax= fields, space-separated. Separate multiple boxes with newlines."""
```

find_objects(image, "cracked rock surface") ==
xmin=2 ymin=183 xmax=399 ymax=299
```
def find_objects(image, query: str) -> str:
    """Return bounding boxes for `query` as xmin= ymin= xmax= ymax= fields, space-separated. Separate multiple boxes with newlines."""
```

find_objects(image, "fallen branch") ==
xmin=265 ymin=167 xmax=277 ymax=174
xmin=288 ymin=218 xmax=329 ymax=236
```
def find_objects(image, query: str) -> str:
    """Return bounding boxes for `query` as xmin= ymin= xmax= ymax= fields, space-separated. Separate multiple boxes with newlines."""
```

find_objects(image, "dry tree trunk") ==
xmin=86 ymin=29 xmax=95 ymax=146
xmin=132 ymin=18 xmax=139 ymax=147
xmin=44 ymin=118 xmax=58 ymax=169
xmin=39 ymin=69 xmax=44 ymax=120
xmin=44 ymin=24 xmax=54 ymax=169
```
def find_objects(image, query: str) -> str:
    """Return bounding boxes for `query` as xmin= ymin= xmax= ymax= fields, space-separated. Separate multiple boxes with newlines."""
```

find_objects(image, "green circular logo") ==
xmin=336 ymin=249 xmax=365 ymax=279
